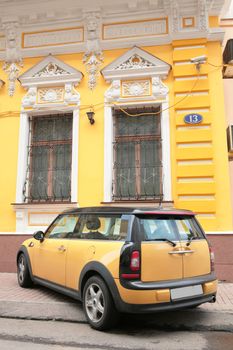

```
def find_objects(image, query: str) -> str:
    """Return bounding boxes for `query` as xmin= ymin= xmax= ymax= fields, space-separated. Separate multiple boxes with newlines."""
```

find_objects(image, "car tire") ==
xmin=83 ymin=275 xmax=119 ymax=331
xmin=17 ymin=253 xmax=33 ymax=288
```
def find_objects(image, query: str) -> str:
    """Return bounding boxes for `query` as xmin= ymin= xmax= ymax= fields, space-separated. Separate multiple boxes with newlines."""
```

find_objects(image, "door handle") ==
xmin=58 ymin=245 xmax=66 ymax=252
xmin=169 ymin=250 xmax=195 ymax=254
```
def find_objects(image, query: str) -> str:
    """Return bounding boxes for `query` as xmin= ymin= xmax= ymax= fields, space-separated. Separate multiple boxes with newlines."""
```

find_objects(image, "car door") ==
xmin=137 ymin=215 xmax=183 ymax=282
xmin=33 ymin=214 xmax=79 ymax=286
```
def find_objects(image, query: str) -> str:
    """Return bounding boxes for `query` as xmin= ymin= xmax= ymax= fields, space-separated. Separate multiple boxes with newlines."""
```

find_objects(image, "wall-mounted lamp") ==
xmin=86 ymin=110 xmax=95 ymax=125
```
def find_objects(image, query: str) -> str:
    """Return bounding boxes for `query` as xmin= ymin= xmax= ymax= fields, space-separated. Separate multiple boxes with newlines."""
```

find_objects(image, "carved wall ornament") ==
xmin=37 ymin=87 xmax=64 ymax=104
xmin=64 ymin=83 xmax=80 ymax=104
xmin=105 ymin=80 xmax=121 ymax=102
xmin=116 ymin=55 xmax=155 ymax=70
xmin=33 ymin=63 xmax=69 ymax=78
xmin=2 ymin=20 xmax=23 ymax=96
xmin=152 ymin=77 xmax=169 ymax=98
xmin=83 ymin=12 xmax=103 ymax=90
xmin=121 ymin=80 xmax=151 ymax=97
xmin=22 ymin=87 xmax=37 ymax=107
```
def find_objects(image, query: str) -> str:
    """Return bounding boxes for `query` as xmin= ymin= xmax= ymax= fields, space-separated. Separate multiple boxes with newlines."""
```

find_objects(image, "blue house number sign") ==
xmin=184 ymin=113 xmax=203 ymax=124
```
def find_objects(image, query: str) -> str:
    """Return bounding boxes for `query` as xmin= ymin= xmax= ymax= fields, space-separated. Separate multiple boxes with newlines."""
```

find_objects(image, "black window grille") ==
xmin=113 ymin=107 xmax=163 ymax=201
xmin=24 ymin=114 xmax=73 ymax=203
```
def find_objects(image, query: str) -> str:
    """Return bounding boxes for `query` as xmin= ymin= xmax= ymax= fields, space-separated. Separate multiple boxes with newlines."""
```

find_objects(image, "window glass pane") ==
xmin=140 ymin=140 xmax=161 ymax=197
xmin=113 ymin=108 xmax=162 ymax=200
xmin=46 ymin=214 xmax=79 ymax=239
xmin=32 ymin=115 xmax=72 ymax=142
xmin=27 ymin=114 xmax=72 ymax=202
xmin=52 ymin=144 xmax=72 ymax=199
xmin=30 ymin=146 xmax=49 ymax=200
xmin=115 ymin=113 xmax=160 ymax=136
xmin=114 ymin=141 xmax=136 ymax=198
xmin=78 ymin=214 xmax=128 ymax=240
xmin=138 ymin=216 xmax=204 ymax=241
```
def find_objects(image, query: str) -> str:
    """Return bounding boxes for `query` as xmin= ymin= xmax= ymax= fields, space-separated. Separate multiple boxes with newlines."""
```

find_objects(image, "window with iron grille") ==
xmin=113 ymin=107 xmax=162 ymax=201
xmin=24 ymin=114 xmax=72 ymax=202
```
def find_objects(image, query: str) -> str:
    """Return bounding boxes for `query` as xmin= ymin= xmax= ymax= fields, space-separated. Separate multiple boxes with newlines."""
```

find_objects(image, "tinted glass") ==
xmin=137 ymin=215 xmax=204 ymax=241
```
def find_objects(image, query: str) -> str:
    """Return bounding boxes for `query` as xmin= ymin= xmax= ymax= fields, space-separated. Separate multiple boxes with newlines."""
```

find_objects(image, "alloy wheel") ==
xmin=85 ymin=283 xmax=105 ymax=323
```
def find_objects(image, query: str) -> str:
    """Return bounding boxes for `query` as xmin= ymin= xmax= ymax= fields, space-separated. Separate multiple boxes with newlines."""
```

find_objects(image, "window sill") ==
xmin=101 ymin=201 xmax=174 ymax=208
xmin=12 ymin=202 xmax=78 ymax=211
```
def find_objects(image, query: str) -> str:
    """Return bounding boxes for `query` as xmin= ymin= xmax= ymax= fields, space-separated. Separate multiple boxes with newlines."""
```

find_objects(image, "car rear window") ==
xmin=136 ymin=215 xmax=205 ymax=241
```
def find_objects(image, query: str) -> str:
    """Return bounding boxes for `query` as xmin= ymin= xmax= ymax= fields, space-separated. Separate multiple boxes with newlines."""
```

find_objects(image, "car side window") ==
xmin=70 ymin=214 xmax=129 ymax=240
xmin=45 ymin=214 xmax=80 ymax=239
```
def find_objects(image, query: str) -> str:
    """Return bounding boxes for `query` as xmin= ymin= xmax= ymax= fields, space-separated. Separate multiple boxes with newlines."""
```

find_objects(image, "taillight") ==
xmin=130 ymin=250 xmax=140 ymax=271
xmin=209 ymin=246 xmax=215 ymax=271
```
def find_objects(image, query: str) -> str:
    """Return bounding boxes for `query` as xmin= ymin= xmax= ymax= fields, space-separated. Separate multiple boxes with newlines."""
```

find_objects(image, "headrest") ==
xmin=86 ymin=216 xmax=101 ymax=231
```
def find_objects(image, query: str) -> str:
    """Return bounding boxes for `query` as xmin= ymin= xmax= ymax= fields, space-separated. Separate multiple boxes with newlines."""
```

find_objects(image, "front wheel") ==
xmin=83 ymin=276 xmax=119 ymax=331
xmin=17 ymin=253 xmax=33 ymax=288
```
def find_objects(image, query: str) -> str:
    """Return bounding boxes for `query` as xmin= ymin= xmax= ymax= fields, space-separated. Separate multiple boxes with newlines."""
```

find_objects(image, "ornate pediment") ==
xmin=18 ymin=55 xmax=83 ymax=88
xmin=101 ymin=46 xmax=171 ymax=82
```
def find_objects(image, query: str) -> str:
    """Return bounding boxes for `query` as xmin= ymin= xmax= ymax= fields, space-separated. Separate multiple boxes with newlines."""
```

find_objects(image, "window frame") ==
xmin=112 ymin=107 xmax=163 ymax=200
xmin=27 ymin=114 xmax=73 ymax=203
xmin=103 ymin=102 xmax=172 ymax=203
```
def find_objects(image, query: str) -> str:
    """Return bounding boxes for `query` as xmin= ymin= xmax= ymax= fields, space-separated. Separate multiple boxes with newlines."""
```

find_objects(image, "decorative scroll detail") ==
xmin=122 ymin=80 xmax=150 ymax=97
xmin=33 ymin=63 xmax=69 ymax=78
xmin=83 ymin=12 xmax=103 ymax=90
xmin=38 ymin=87 xmax=64 ymax=103
xmin=116 ymin=55 xmax=155 ymax=70
xmin=2 ymin=21 xmax=23 ymax=96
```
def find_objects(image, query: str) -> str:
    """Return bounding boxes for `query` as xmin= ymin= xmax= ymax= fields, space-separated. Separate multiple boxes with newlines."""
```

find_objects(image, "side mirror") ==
xmin=33 ymin=231 xmax=45 ymax=242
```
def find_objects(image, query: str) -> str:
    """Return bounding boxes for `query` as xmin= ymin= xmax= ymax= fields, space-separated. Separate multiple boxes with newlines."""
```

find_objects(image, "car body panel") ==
xmin=141 ymin=242 xmax=183 ymax=282
xmin=66 ymin=240 xmax=124 ymax=290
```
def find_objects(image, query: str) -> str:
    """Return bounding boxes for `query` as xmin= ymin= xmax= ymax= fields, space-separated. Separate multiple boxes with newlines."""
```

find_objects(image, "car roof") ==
xmin=62 ymin=206 xmax=195 ymax=216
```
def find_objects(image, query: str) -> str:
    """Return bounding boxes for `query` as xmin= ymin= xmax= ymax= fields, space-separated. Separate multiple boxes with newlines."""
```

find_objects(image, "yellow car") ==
xmin=17 ymin=207 xmax=217 ymax=330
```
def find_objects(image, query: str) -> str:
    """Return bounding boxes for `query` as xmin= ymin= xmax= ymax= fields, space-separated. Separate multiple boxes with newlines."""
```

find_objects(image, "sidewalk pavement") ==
xmin=0 ymin=273 xmax=232 ymax=331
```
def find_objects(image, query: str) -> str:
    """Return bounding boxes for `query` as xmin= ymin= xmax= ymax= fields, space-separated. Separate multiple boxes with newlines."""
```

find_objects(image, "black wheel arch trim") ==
xmin=16 ymin=246 xmax=34 ymax=282
xmin=79 ymin=261 xmax=125 ymax=311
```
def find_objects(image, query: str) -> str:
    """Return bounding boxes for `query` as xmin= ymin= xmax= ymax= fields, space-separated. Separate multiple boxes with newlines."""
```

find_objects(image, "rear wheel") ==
xmin=83 ymin=276 xmax=119 ymax=331
xmin=17 ymin=253 xmax=33 ymax=288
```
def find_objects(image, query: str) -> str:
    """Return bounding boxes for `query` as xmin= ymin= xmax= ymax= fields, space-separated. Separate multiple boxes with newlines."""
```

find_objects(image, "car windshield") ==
xmin=137 ymin=215 xmax=205 ymax=241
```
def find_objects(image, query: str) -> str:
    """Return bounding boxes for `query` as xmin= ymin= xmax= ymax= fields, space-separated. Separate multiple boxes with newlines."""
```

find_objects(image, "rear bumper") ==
xmin=113 ymin=274 xmax=217 ymax=313
xmin=116 ymin=293 xmax=216 ymax=314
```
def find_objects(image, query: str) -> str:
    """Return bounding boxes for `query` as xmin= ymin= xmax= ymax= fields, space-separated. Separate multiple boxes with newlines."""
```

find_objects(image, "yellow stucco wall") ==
xmin=0 ymin=36 xmax=232 ymax=232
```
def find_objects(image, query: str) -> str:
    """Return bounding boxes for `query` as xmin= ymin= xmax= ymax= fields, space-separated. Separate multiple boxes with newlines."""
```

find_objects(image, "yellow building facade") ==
xmin=0 ymin=0 xmax=232 ymax=280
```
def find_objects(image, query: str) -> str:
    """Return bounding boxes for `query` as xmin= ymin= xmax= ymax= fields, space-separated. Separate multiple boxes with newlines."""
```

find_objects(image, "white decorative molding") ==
xmin=103 ymin=18 xmax=168 ymax=40
xmin=102 ymin=46 xmax=171 ymax=83
xmin=83 ymin=11 xmax=103 ymax=90
xmin=22 ymin=27 xmax=84 ymax=48
xmin=37 ymin=87 xmax=64 ymax=104
xmin=121 ymin=80 xmax=150 ymax=98
xmin=199 ymin=0 xmax=209 ymax=32
xmin=18 ymin=55 xmax=83 ymax=88
xmin=2 ymin=20 xmax=23 ymax=96
xmin=12 ymin=203 xmax=78 ymax=234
